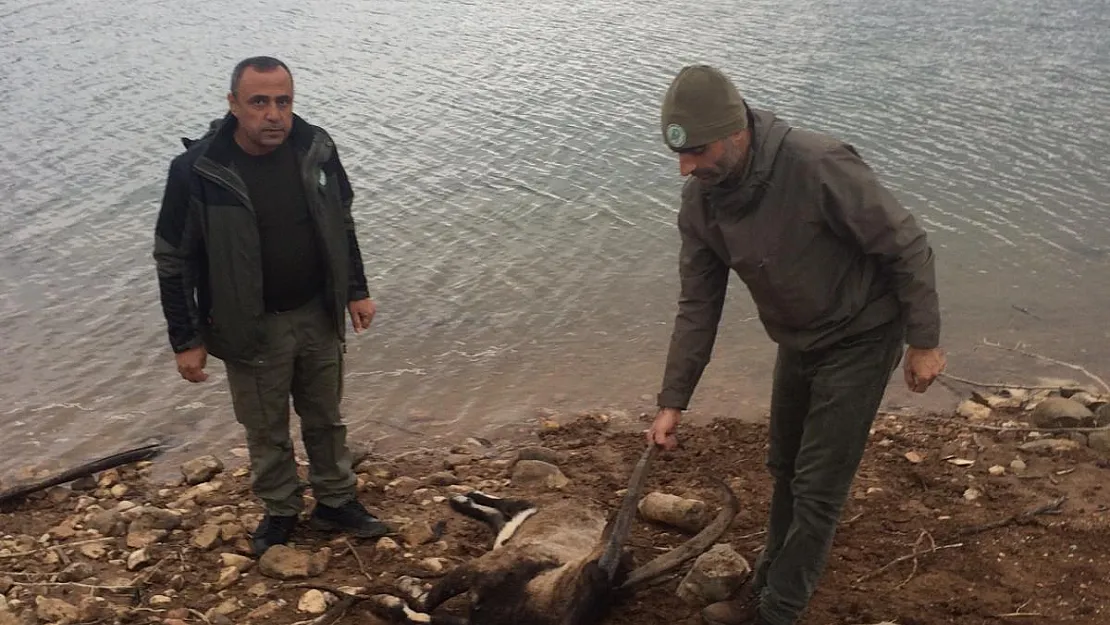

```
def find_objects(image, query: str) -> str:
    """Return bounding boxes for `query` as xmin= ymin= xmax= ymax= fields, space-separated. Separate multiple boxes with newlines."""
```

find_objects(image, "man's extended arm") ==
xmin=153 ymin=156 xmax=203 ymax=353
xmin=656 ymin=215 xmax=731 ymax=410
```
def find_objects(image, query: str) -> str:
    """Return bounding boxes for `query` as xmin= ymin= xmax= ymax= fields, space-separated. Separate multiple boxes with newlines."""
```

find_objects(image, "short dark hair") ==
xmin=230 ymin=56 xmax=292 ymax=94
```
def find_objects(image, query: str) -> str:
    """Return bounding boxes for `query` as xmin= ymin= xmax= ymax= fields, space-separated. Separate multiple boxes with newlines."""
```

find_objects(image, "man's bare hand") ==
xmin=646 ymin=407 xmax=682 ymax=451
xmin=904 ymin=346 xmax=946 ymax=393
xmin=176 ymin=346 xmax=209 ymax=383
xmin=348 ymin=298 xmax=376 ymax=333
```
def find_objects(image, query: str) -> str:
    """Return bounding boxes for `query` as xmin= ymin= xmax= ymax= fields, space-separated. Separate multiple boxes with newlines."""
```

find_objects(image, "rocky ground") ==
xmin=1 ymin=387 xmax=1109 ymax=625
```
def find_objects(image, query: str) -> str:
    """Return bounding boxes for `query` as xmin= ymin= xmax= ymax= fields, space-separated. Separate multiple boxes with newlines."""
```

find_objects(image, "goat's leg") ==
xmin=449 ymin=494 xmax=509 ymax=533
xmin=371 ymin=594 xmax=468 ymax=625
xmin=467 ymin=491 xmax=535 ymax=518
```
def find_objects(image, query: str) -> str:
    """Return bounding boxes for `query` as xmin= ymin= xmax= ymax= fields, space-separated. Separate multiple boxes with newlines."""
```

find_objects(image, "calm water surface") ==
xmin=1 ymin=0 xmax=1108 ymax=475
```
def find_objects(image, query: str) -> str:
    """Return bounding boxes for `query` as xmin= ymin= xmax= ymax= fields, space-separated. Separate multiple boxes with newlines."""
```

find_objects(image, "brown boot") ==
xmin=701 ymin=580 xmax=764 ymax=625
xmin=701 ymin=598 xmax=762 ymax=625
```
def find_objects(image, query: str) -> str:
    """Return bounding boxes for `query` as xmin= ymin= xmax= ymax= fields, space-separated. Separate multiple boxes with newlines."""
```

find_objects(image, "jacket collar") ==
xmin=202 ymin=112 xmax=315 ymax=167
xmin=702 ymin=108 xmax=792 ymax=213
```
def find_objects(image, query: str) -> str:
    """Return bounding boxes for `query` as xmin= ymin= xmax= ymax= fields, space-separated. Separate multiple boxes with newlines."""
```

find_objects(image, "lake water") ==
xmin=1 ymin=0 xmax=1108 ymax=476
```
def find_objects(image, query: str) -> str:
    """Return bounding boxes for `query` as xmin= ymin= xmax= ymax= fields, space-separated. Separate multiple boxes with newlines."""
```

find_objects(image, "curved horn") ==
xmin=618 ymin=478 xmax=739 ymax=591
xmin=598 ymin=444 xmax=658 ymax=578
xmin=422 ymin=562 xmax=477 ymax=612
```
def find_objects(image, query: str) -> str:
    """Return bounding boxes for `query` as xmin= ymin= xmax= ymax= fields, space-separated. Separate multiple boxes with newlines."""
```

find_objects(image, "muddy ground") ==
xmin=2 ymin=406 xmax=1109 ymax=625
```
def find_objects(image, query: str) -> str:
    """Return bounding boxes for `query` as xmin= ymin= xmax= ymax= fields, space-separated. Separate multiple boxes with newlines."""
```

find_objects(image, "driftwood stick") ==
xmin=937 ymin=373 xmax=1066 ymax=391
xmin=0 ymin=441 xmax=166 ymax=506
xmin=855 ymin=542 xmax=964 ymax=585
xmin=959 ymin=497 xmax=1067 ymax=536
xmin=981 ymin=339 xmax=1110 ymax=394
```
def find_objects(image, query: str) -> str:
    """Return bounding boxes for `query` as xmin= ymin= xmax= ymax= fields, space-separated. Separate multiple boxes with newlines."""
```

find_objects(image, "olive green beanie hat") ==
xmin=660 ymin=64 xmax=749 ymax=150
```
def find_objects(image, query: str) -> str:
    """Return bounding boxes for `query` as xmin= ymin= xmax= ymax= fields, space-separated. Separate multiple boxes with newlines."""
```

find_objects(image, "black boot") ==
xmin=309 ymin=499 xmax=392 ymax=539
xmin=251 ymin=513 xmax=297 ymax=557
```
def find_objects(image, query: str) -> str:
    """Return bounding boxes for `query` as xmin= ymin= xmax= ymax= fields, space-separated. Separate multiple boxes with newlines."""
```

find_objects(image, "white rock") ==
xmin=676 ymin=544 xmax=752 ymax=605
xmin=298 ymin=590 xmax=329 ymax=615
xmin=957 ymin=400 xmax=992 ymax=420
xmin=126 ymin=547 xmax=152 ymax=571
xmin=638 ymin=492 xmax=711 ymax=532
xmin=149 ymin=595 xmax=173 ymax=607
xmin=988 ymin=465 xmax=1006 ymax=476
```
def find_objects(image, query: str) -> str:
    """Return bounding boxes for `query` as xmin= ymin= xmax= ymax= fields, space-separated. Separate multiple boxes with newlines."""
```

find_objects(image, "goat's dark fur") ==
xmin=369 ymin=451 xmax=738 ymax=625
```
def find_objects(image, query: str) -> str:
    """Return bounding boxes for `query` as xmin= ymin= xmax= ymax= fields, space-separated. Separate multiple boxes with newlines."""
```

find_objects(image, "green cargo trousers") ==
xmin=224 ymin=297 xmax=357 ymax=517
xmin=751 ymin=320 xmax=905 ymax=625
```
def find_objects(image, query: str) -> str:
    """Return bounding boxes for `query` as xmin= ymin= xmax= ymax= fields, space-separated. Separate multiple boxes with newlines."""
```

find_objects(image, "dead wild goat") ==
xmin=371 ymin=445 xmax=739 ymax=625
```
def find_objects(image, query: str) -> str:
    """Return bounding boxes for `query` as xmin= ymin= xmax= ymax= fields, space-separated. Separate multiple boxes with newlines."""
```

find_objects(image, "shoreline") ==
xmin=2 ymin=384 xmax=1109 ymax=625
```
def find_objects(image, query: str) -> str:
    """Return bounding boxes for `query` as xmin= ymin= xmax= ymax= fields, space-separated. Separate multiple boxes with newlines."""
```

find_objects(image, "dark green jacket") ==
xmin=153 ymin=113 xmax=369 ymax=362
xmin=658 ymin=109 xmax=940 ymax=410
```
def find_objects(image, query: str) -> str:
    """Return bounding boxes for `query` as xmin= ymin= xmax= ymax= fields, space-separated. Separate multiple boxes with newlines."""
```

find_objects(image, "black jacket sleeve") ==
xmin=331 ymin=146 xmax=369 ymax=302
xmin=153 ymin=155 xmax=204 ymax=353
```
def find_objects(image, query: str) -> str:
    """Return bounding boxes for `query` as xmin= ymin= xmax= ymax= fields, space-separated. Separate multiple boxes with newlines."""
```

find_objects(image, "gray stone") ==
xmin=181 ymin=455 xmax=224 ymax=485
xmin=129 ymin=506 xmax=183 ymax=531
xmin=676 ymin=544 xmax=752 ymax=605
xmin=515 ymin=446 xmax=565 ymax=466
xmin=86 ymin=509 xmax=125 ymax=536
xmin=1088 ymin=429 xmax=1110 ymax=453
xmin=56 ymin=561 xmax=94 ymax=583
xmin=1096 ymin=404 xmax=1110 ymax=427
xmin=1031 ymin=397 xmax=1095 ymax=428
xmin=511 ymin=460 xmax=569 ymax=490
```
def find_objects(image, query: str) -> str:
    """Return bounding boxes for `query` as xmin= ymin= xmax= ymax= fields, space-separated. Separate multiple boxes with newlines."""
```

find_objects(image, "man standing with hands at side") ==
xmin=154 ymin=56 xmax=389 ymax=557
xmin=646 ymin=65 xmax=945 ymax=625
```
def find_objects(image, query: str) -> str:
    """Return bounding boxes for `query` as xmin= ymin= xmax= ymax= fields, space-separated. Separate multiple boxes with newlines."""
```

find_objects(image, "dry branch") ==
xmin=959 ymin=497 xmax=1066 ymax=536
xmin=0 ymin=537 xmax=115 ymax=560
xmin=981 ymin=339 xmax=1110 ymax=394
xmin=344 ymin=538 xmax=374 ymax=586
xmin=937 ymin=373 xmax=1064 ymax=391
xmin=854 ymin=542 xmax=964 ymax=585
xmin=11 ymin=580 xmax=138 ymax=593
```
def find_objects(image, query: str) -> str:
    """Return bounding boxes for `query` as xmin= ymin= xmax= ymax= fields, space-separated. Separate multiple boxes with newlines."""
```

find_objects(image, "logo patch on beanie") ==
xmin=665 ymin=123 xmax=687 ymax=148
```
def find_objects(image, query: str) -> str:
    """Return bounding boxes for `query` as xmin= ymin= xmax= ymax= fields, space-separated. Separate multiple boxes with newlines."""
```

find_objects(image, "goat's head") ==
xmin=376 ymin=445 xmax=739 ymax=625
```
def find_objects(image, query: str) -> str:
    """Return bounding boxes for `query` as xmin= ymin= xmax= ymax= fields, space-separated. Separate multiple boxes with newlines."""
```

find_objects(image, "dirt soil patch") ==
xmin=2 ymin=409 xmax=1109 ymax=625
